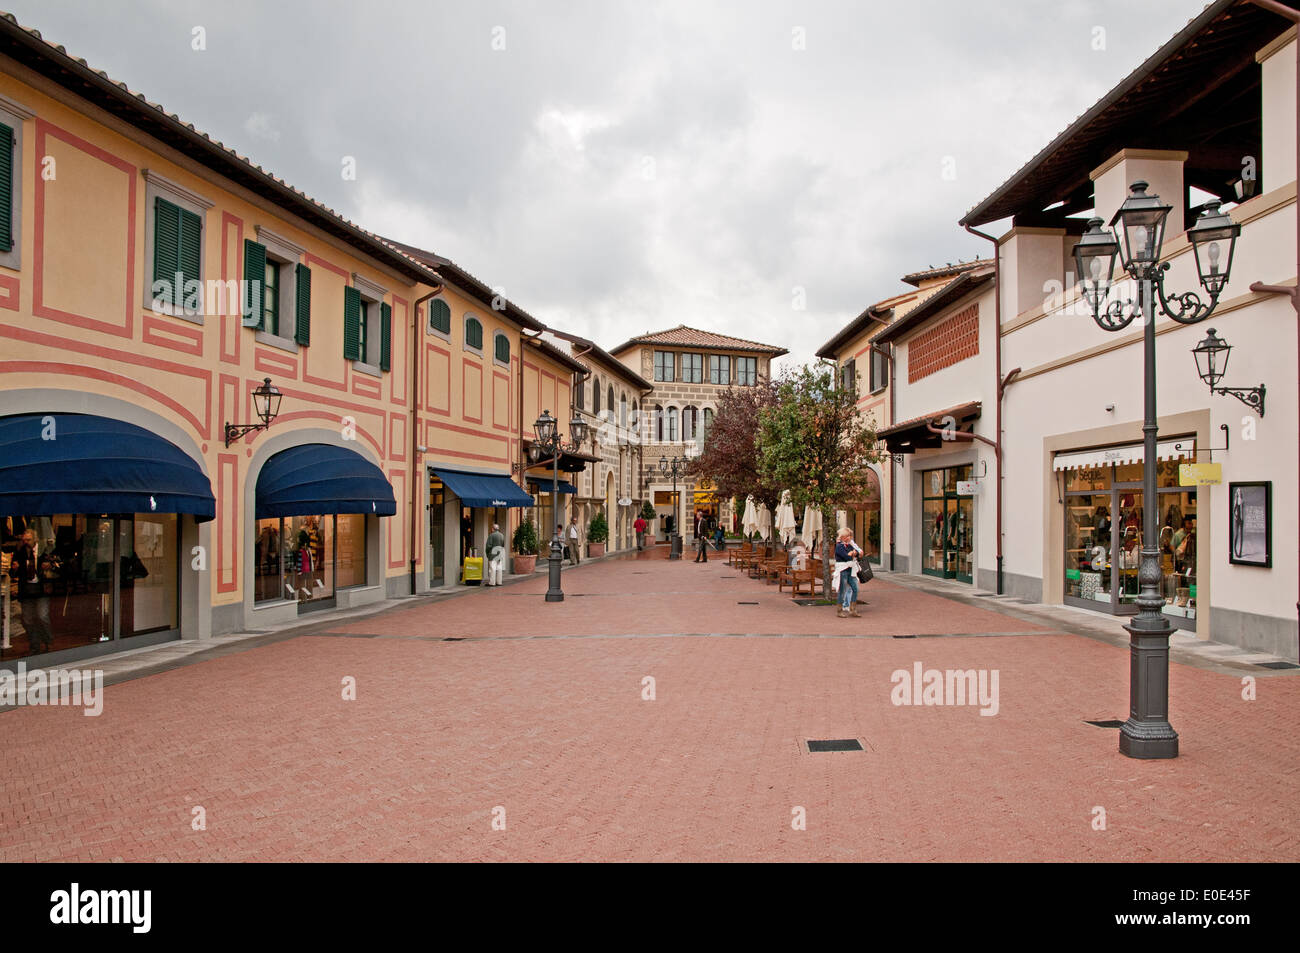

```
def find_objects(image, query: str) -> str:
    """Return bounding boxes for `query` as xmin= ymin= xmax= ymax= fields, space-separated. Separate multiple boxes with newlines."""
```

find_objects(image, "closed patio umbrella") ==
xmin=741 ymin=495 xmax=759 ymax=538
xmin=775 ymin=490 xmax=797 ymax=544
xmin=757 ymin=502 xmax=772 ymax=541
xmin=801 ymin=505 xmax=822 ymax=550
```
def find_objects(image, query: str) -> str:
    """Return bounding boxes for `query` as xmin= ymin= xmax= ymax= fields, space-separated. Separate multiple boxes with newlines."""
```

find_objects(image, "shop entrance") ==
xmin=921 ymin=466 xmax=973 ymax=583
xmin=429 ymin=475 xmax=445 ymax=585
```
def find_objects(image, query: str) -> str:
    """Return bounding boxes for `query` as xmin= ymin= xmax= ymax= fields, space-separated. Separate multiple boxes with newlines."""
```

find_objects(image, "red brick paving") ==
xmin=1 ymin=552 xmax=1296 ymax=861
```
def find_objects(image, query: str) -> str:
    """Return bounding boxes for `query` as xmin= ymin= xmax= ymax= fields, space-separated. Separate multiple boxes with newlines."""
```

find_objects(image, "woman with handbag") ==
xmin=834 ymin=527 xmax=864 ymax=618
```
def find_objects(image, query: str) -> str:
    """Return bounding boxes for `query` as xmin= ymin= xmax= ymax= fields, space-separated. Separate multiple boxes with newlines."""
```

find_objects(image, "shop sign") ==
xmin=956 ymin=481 xmax=980 ymax=495
xmin=618 ymin=497 xmax=632 ymax=506
xmin=1179 ymin=463 xmax=1222 ymax=486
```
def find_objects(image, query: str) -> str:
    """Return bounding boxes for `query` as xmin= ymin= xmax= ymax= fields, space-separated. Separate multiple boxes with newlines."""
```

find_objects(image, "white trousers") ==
xmin=488 ymin=552 xmax=505 ymax=586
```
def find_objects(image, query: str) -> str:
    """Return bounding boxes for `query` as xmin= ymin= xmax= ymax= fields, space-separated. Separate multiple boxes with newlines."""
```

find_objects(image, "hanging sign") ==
xmin=956 ymin=480 xmax=981 ymax=495
xmin=1179 ymin=463 xmax=1222 ymax=486
xmin=617 ymin=497 xmax=633 ymax=506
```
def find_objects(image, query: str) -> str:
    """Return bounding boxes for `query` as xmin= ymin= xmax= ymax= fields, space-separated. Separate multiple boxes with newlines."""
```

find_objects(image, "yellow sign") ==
xmin=1179 ymin=463 xmax=1222 ymax=486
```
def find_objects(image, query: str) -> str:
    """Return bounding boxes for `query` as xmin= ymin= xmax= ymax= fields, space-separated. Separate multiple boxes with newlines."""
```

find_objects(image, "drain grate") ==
xmin=443 ymin=637 xmax=466 ymax=642
xmin=1257 ymin=661 xmax=1300 ymax=670
xmin=1084 ymin=719 xmax=1125 ymax=728
xmin=737 ymin=601 xmax=759 ymax=605
xmin=892 ymin=634 xmax=917 ymax=639
xmin=807 ymin=738 xmax=864 ymax=753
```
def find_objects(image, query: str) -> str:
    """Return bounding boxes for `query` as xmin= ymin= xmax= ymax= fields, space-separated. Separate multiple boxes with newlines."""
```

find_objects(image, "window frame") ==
xmin=708 ymin=354 xmax=730 ymax=386
xmin=427 ymin=297 xmax=452 ymax=340
xmin=464 ymin=313 xmax=485 ymax=355
xmin=0 ymin=94 xmax=34 ymax=273
xmin=869 ymin=345 xmax=890 ymax=394
xmin=736 ymin=356 xmax=758 ymax=386
xmin=654 ymin=350 xmax=676 ymax=382
xmin=252 ymin=225 xmax=306 ymax=352
xmin=143 ymin=170 xmax=214 ymax=324
xmin=667 ymin=406 xmax=679 ymax=442
xmin=350 ymin=272 xmax=388 ymax=377
xmin=493 ymin=329 xmax=511 ymax=367
xmin=681 ymin=352 xmax=703 ymax=383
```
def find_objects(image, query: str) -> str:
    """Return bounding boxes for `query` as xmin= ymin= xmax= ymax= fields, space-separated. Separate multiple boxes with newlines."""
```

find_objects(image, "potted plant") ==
xmin=587 ymin=509 xmax=609 ymax=557
xmin=511 ymin=518 xmax=539 ymax=574
xmin=639 ymin=501 xmax=657 ymax=545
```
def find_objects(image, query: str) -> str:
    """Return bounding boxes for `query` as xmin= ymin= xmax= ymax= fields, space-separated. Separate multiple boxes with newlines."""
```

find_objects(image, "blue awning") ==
xmin=257 ymin=444 xmax=396 ymax=519
xmin=0 ymin=413 xmax=216 ymax=522
xmin=528 ymin=479 xmax=577 ymax=495
xmin=432 ymin=469 xmax=535 ymax=508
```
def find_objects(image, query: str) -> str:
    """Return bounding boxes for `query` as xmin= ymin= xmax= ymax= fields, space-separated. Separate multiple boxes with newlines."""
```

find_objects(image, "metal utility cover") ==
xmin=806 ymin=739 xmax=864 ymax=753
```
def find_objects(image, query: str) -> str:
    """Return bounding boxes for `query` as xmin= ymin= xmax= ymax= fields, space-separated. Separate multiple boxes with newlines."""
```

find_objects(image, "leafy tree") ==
xmin=758 ymin=365 xmax=880 ymax=595
xmin=689 ymin=379 xmax=782 ymax=517
xmin=588 ymin=508 xmax=609 ymax=544
xmin=639 ymin=500 xmax=657 ymax=521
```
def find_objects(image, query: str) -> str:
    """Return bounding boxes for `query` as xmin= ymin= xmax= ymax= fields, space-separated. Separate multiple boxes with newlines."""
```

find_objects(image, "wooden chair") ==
xmin=727 ymin=542 xmax=753 ymax=567
xmin=789 ymin=559 xmax=825 ymax=598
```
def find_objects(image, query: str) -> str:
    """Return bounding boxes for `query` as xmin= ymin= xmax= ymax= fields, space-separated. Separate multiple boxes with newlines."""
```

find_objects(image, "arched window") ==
xmin=620 ymin=394 xmax=627 ymax=429
xmin=592 ymin=378 xmax=601 ymax=415
xmin=428 ymin=298 xmax=451 ymax=336
xmin=667 ymin=406 xmax=679 ymax=442
xmin=607 ymin=385 xmax=615 ymax=415
xmin=681 ymin=405 xmax=697 ymax=442
xmin=464 ymin=315 xmax=483 ymax=351
xmin=654 ymin=403 xmax=663 ymax=441
xmin=576 ymin=378 xmax=585 ymax=410
xmin=493 ymin=331 xmax=510 ymax=365
xmin=703 ymin=407 xmax=714 ymax=442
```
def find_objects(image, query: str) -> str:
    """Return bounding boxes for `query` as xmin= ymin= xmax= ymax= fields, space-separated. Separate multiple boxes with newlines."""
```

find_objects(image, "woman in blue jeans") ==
xmin=834 ymin=527 xmax=863 ymax=618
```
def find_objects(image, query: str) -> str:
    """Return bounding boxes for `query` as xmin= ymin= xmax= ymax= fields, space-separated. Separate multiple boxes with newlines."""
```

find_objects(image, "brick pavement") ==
xmin=1 ymin=551 xmax=1296 ymax=862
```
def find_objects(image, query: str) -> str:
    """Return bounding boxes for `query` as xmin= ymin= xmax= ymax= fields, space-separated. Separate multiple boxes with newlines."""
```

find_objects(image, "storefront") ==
xmin=428 ymin=467 xmax=534 ymax=586
xmin=252 ymin=443 xmax=394 ymax=615
xmin=921 ymin=465 xmax=975 ymax=583
xmin=528 ymin=477 xmax=576 ymax=553
xmin=844 ymin=468 xmax=883 ymax=564
xmin=0 ymin=413 xmax=214 ymax=666
xmin=1055 ymin=438 xmax=1198 ymax=630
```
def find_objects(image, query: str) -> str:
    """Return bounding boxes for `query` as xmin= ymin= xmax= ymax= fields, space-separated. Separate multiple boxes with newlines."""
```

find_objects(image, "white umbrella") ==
xmin=741 ymin=495 xmax=759 ymax=538
xmin=775 ymin=490 xmax=797 ymax=544
xmin=757 ymin=503 xmax=772 ymax=541
xmin=801 ymin=505 xmax=822 ymax=550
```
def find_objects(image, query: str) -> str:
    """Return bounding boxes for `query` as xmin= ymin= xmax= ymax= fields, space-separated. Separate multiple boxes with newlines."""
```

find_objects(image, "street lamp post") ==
xmin=1072 ymin=181 xmax=1240 ymax=760
xmin=530 ymin=409 xmax=589 ymax=602
xmin=659 ymin=454 xmax=686 ymax=560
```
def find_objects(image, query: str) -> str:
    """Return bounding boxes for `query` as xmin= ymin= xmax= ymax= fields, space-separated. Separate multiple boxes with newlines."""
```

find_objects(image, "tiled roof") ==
xmin=900 ymin=259 xmax=993 ymax=288
xmin=609 ymin=325 xmax=787 ymax=356
xmin=0 ymin=13 xmax=441 ymax=285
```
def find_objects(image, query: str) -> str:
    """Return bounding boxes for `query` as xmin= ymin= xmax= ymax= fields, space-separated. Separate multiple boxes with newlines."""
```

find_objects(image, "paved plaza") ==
xmin=2 ymin=548 xmax=1297 ymax=862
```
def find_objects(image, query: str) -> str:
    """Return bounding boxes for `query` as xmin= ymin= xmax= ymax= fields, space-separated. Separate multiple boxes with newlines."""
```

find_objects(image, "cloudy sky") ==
xmin=11 ymin=0 xmax=1212 ymax=368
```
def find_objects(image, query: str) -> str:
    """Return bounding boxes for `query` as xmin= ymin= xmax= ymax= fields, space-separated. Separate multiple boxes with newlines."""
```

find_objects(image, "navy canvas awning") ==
xmin=432 ymin=469 xmax=534 ymax=508
xmin=257 ymin=444 xmax=396 ymax=519
xmin=0 ymin=413 xmax=216 ymax=521
xmin=527 ymin=479 xmax=576 ymax=495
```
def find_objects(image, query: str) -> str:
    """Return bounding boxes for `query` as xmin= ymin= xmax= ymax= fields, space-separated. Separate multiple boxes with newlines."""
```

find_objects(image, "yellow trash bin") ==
xmin=462 ymin=556 xmax=483 ymax=585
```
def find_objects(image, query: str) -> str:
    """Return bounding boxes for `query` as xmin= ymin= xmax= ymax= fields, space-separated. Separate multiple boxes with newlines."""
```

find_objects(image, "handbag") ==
xmin=856 ymin=560 xmax=873 ymax=583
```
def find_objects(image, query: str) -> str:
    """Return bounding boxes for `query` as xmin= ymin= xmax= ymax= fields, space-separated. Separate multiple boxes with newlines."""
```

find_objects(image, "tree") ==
xmin=689 ymin=379 xmax=782 ymax=518
xmin=758 ymin=365 xmax=880 ymax=595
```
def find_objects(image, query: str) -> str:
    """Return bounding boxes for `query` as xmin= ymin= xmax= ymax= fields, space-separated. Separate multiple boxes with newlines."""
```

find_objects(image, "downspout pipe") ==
xmin=870 ymin=339 xmax=898 ymax=573
xmin=1246 ymin=0 xmax=1300 ymax=658
xmin=965 ymin=223 xmax=1005 ymax=594
xmin=410 ymin=281 xmax=445 ymax=595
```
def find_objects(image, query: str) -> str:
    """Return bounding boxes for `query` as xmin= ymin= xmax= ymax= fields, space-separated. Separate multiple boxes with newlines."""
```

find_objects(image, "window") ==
xmin=576 ymin=378 xmax=585 ymax=410
xmin=358 ymin=300 xmax=370 ymax=364
xmin=869 ymin=345 xmax=890 ymax=393
xmin=143 ymin=171 xmax=213 ymax=322
xmin=654 ymin=350 xmax=675 ymax=382
xmin=654 ymin=404 xmax=664 ymax=441
xmin=465 ymin=315 xmax=483 ymax=352
xmin=344 ymin=276 xmax=391 ymax=373
xmin=682 ymin=406 xmax=697 ymax=442
xmin=709 ymin=355 xmax=730 ymax=386
xmin=620 ymin=394 xmax=627 ymax=429
xmin=681 ymin=353 xmax=702 ymax=383
xmin=264 ymin=259 xmax=281 ymax=336
xmin=667 ymin=407 xmax=679 ymax=442
xmin=592 ymin=379 xmax=601 ymax=415
xmin=840 ymin=359 xmax=857 ymax=394
xmin=607 ymin=386 xmax=615 ymax=415
xmin=703 ymin=407 xmax=714 ymax=441
xmin=494 ymin=331 xmax=510 ymax=366
xmin=736 ymin=357 xmax=757 ymax=385
xmin=428 ymin=298 xmax=451 ymax=336
xmin=0 ymin=95 xmax=32 ymax=271
xmin=246 ymin=227 xmax=310 ymax=348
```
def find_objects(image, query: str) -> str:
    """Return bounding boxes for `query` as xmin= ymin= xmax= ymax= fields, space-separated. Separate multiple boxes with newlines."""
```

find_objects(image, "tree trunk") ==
xmin=820 ymin=505 xmax=834 ymax=598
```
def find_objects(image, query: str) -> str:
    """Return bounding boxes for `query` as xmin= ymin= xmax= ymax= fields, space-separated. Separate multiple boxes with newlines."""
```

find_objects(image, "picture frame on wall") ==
xmin=1228 ymin=481 xmax=1271 ymax=568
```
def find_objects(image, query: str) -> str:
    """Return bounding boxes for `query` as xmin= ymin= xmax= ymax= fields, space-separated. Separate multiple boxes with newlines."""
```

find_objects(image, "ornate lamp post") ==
xmin=659 ymin=454 xmax=686 ymax=560
xmin=1072 ymin=182 xmax=1240 ymax=760
xmin=530 ymin=409 xmax=588 ymax=602
xmin=224 ymin=378 xmax=283 ymax=446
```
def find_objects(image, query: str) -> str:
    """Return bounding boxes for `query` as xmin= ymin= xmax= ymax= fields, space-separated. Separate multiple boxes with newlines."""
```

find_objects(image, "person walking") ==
xmin=693 ymin=509 xmax=709 ymax=563
xmin=485 ymin=523 xmax=506 ymax=587
xmin=634 ymin=514 xmax=647 ymax=550
xmin=566 ymin=515 xmax=582 ymax=566
xmin=833 ymin=526 xmax=864 ymax=618
xmin=12 ymin=528 xmax=54 ymax=654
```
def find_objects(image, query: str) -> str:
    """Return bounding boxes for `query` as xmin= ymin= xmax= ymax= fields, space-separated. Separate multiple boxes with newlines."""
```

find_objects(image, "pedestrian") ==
xmin=485 ymin=522 xmax=506 ymax=586
xmin=693 ymin=509 xmax=710 ymax=563
xmin=567 ymin=515 xmax=582 ymax=566
xmin=713 ymin=522 xmax=725 ymax=552
xmin=12 ymin=528 xmax=54 ymax=654
xmin=833 ymin=526 xmax=864 ymax=618
xmin=634 ymin=513 xmax=647 ymax=550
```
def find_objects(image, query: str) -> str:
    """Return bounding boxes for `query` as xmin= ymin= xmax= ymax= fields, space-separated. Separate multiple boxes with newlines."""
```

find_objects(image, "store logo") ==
xmin=0 ymin=663 xmax=104 ymax=716
xmin=49 ymin=883 xmax=151 ymax=933
xmin=889 ymin=662 xmax=999 ymax=716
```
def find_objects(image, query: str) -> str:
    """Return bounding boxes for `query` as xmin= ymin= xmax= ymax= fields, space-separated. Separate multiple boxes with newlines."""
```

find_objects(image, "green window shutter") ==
xmin=495 ymin=333 xmax=509 ymax=363
xmin=294 ymin=263 xmax=311 ymax=346
xmin=153 ymin=197 xmax=181 ymax=305
xmin=430 ymin=299 xmax=450 ymax=335
xmin=343 ymin=285 xmax=362 ymax=360
xmin=380 ymin=302 xmax=392 ymax=372
xmin=242 ymin=239 xmax=266 ymax=328
xmin=177 ymin=206 xmax=201 ymax=309
xmin=0 ymin=121 xmax=13 ymax=254
xmin=467 ymin=317 xmax=482 ymax=350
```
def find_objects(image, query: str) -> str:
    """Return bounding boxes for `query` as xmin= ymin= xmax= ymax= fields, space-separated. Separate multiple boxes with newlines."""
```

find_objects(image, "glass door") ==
xmin=429 ymin=475 xmax=445 ymax=585
xmin=951 ymin=497 xmax=974 ymax=583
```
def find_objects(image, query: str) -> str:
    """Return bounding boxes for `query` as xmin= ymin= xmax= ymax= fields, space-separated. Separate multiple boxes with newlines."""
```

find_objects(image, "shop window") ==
xmin=255 ymin=513 xmax=367 ymax=606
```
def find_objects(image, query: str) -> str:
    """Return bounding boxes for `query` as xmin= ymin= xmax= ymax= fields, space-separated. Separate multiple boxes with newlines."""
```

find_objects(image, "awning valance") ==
xmin=528 ymin=479 xmax=577 ymax=495
xmin=0 ymin=413 xmax=216 ymax=521
xmin=257 ymin=444 xmax=396 ymax=518
xmin=433 ymin=469 xmax=534 ymax=508
xmin=879 ymin=401 xmax=982 ymax=454
xmin=1052 ymin=439 xmax=1194 ymax=471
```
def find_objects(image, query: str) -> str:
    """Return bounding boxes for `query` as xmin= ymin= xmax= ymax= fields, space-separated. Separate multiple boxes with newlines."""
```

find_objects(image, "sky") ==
xmin=8 ymin=0 xmax=1214 ymax=370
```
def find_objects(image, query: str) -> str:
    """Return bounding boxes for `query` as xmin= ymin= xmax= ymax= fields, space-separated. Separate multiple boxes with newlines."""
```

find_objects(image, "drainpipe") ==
xmin=410 ymin=281 xmax=445 ymax=595
xmin=1246 ymin=0 xmax=1300 ymax=657
xmin=869 ymin=338 xmax=898 ymax=572
xmin=964 ymin=223 xmax=1005 ymax=594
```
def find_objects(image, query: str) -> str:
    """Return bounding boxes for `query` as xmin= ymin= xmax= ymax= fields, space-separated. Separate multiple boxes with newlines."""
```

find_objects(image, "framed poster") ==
xmin=1228 ymin=482 xmax=1271 ymax=568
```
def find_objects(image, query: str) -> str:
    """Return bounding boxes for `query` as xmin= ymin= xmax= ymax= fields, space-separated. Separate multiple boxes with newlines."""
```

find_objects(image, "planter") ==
xmin=588 ymin=542 xmax=606 ymax=558
xmin=512 ymin=554 xmax=537 ymax=574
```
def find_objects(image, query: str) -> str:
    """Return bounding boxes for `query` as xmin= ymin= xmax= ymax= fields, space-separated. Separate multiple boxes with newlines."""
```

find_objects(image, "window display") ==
xmin=921 ymin=465 xmax=973 ymax=583
xmin=254 ymin=513 xmax=365 ymax=610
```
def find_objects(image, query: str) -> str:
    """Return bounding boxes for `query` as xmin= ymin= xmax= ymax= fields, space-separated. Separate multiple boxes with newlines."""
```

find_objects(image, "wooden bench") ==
xmin=788 ymin=559 xmax=825 ymax=598
xmin=727 ymin=543 xmax=753 ymax=567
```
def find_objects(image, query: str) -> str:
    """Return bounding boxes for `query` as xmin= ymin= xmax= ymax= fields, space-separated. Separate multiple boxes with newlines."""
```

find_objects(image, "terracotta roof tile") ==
xmin=609 ymin=324 xmax=787 ymax=356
